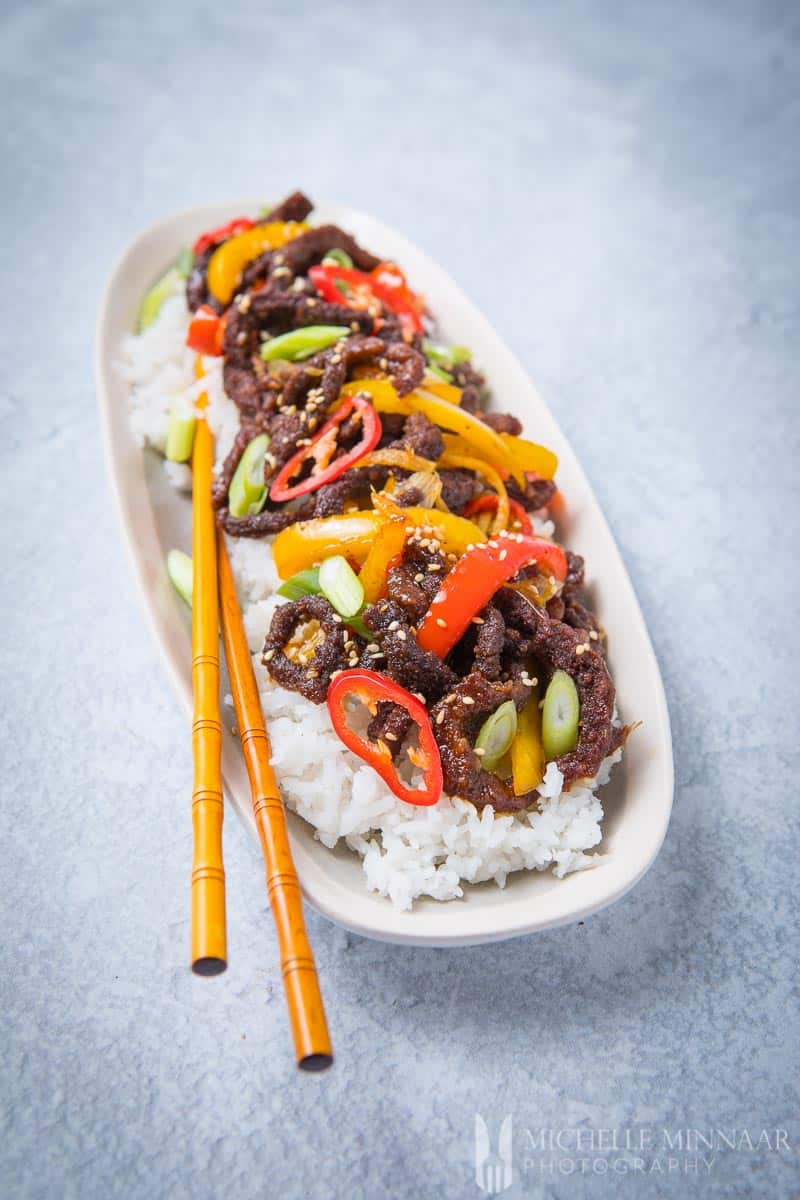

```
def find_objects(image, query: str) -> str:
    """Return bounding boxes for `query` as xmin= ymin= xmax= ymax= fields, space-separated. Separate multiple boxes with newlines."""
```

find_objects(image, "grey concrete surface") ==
xmin=1 ymin=1 xmax=798 ymax=1197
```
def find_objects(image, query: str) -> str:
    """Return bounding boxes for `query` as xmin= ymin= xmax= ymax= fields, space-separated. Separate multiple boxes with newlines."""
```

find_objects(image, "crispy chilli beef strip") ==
xmin=241 ymin=223 xmax=381 ymax=293
xmin=430 ymin=673 xmax=532 ymax=813
xmin=366 ymin=702 xmax=413 ymax=762
xmin=384 ymin=538 xmax=450 ymax=624
xmin=219 ymin=500 xmax=317 ymax=538
xmin=361 ymin=600 xmax=457 ymax=703
xmin=313 ymin=466 xmax=391 ymax=518
xmin=303 ymin=334 xmax=425 ymax=400
xmin=495 ymin=589 xmax=618 ymax=786
xmin=222 ymin=293 xmax=373 ymax=416
xmin=480 ymin=411 xmax=523 ymax=436
xmin=438 ymin=469 xmax=476 ymax=514
xmin=471 ymin=606 xmax=506 ymax=681
xmin=262 ymin=595 xmax=352 ymax=704
xmin=545 ymin=551 xmax=604 ymax=642
xmin=506 ymin=472 xmax=557 ymax=513
xmin=391 ymin=411 xmax=444 ymax=460
xmin=450 ymin=360 xmax=488 ymax=413
xmin=262 ymin=190 xmax=313 ymax=223
xmin=211 ymin=423 xmax=260 ymax=509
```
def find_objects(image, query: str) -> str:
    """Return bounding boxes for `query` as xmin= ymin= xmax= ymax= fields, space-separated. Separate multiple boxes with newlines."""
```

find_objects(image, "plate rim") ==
xmin=95 ymin=198 xmax=674 ymax=946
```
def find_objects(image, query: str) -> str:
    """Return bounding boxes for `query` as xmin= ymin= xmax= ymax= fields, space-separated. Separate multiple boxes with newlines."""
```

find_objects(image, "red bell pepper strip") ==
xmin=186 ymin=304 xmax=226 ymax=356
xmin=464 ymin=494 xmax=533 ymax=535
xmin=309 ymin=261 xmax=424 ymax=337
xmin=327 ymin=670 xmax=443 ymax=806
xmin=269 ymin=394 xmax=382 ymax=502
xmin=417 ymin=533 xmax=568 ymax=658
xmin=192 ymin=216 xmax=255 ymax=257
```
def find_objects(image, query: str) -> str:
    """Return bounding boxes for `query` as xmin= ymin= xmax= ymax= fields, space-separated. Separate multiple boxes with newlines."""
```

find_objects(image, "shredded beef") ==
xmin=312 ymin=466 xmax=390 ymax=517
xmin=480 ymin=411 xmax=523 ymax=436
xmin=366 ymin=702 xmax=413 ymax=760
xmin=495 ymin=589 xmax=618 ymax=786
xmin=262 ymin=191 xmax=313 ymax=223
xmin=472 ymin=607 xmax=506 ymax=680
xmin=430 ymin=673 xmax=532 ymax=812
xmin=385 ymin=540 xmax=449 ymax=623
xmin=262 ymin=595 xmax=352 ymax=703
xmin=362 ymin=600 xmax=457 ymax=702
xmin=439 ymin=469 xmax=475 ymax=513
xmin=506 ymin=473 xmax=557 ymax=512
xmin=393 ymin=411 xmax=444 ymax=460
xmin=218 ymin=497 xmax=316 ymax=538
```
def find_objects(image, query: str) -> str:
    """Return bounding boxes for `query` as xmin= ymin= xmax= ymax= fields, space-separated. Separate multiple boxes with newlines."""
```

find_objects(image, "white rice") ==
xmin=119 ymin=281 xmax=621 ymax=910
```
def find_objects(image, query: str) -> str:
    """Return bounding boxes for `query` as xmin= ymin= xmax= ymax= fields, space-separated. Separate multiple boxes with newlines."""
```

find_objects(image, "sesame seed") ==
xmin=462 ymin=696 xmax=475 ymax=706
xmin=589 ymin=630 xmax=599 ymax=640
xmin=388 ymin=621 xmax=400 ymax=632
xmin=396 ymin=630 xmax=407 ymax=641
xmin=471 ymin=617 xmax=485 ymax=625
xmin=263 ymin=649 xmax=275 ymax=662
xmin=298 ymin=653 xmax=308 ymax=665
xmin=436 ymin=710 xmax=445 ymax=725
xmin=385 ymin=732 xmax=398 ymax=742
xmin=474 ymin=746 xmax=485 ymax=756
xmin=427 ymin=563 xmax=441 ymax=572
xmin=413 ymin=692 xmax=426 ymax=704
xmin=331 ymin=614 xmax=342 ymax=623
xmin=366 ymin=643 xmax=380 ymax=652
xmin=435 ymin=618 xmax=447 ymax=628
xmin=414 ymin=573 xmax=425 ymax=583
xmin=306 ymin=297 xmax=317 ymax=307
xmin=499 ymin=549 xmax=508 ymax=561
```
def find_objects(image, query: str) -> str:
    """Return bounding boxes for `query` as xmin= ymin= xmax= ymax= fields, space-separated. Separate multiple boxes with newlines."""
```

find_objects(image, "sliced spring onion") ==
xmin=138 ymin=267 xmax=184 ymax=332
xmin=322 ymin=248 xmax=354 ymax=269
xmin=425 ymin=363 xmax=454 ymax=385
xmin=228 ymin=434 xmax=270 ymax=518
xmin=175 ymin=245 xmax=194 ymax=278
xmin=422 ymin=339 xmax=472 ymax=369
xmin=474 ymin=700 xmax=518 ymax=773
xmin=318 ymin=555 xmax=365 ymax=619
xmin=165 ymin=399 xmax=196 ymax=463
xmin=541 ymin=670 xmax=580 ymax=760
xmin=260 ymin=325 xmax=352 ymax=363
xmin=345 ymin=611 xmax=371 ymax=639
xmin=276 ymin=567 xmax=321 ymax=600
xmin=166 ymin=549 xmax=193 ymax=607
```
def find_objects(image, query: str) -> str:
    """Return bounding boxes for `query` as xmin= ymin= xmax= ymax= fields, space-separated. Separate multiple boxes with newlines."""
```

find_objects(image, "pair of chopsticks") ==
xmin=189 ymin=358 xmax=332 ymax=1071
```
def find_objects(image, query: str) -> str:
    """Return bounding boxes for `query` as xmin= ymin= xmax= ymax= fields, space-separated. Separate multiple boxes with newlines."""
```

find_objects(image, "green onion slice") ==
xmin=425 ymin=363 xmax=453 ymax=384
xmin=166 ymin=549 xmax=193 ymax=607
xmin=260 ymin=325 xmax=352 ymax=363
xmin=422 ymin=339 xmax=472 ymax=369
xmin=138 ymin=267 xmax=184 ymax=332
xmin=165 ymin=399 xmax=196 ymax=463
xmin=474 ymin=700 xmax=518 ymax=772
xmin=175 ymin=245 xmax=194 ymax=279
xmin=318 ymin=555 xmax=365 ymax=619
xmin=541 ymin=670 xmax=580 ymax=760
xmin=228 ymin=434 xmax=270 ymax=518
xmin=322 ymin=248 xmax=354 ymax=269
xmin=276 ymin=567 xmax=321 ymax=601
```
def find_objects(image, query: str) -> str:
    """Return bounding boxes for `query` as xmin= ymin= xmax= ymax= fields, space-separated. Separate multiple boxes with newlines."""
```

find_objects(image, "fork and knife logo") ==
xmin=475 ymin=1114 xmax=514 ymax=1194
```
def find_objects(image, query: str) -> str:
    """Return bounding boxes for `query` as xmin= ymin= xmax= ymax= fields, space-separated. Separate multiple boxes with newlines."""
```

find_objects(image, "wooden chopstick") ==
xmin=190 ymin=358 xmax=227 ymax=975
xmin=217 ymin=534 xmax=333 ymax=1071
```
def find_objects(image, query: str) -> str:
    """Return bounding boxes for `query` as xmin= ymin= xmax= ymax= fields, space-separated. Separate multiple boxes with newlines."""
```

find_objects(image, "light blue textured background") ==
xmin=2 ymin=1 xmax=798 ymax=1197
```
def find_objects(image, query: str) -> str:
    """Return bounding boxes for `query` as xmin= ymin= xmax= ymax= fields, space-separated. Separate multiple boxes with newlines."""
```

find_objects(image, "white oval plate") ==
xmin=96 ymin=200 xmax=673 ymax=946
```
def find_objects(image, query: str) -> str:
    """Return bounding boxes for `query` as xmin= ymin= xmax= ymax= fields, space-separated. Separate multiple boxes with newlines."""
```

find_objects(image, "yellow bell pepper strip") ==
xmin=272 ymin=507 xmax=486 ymax=579
xmin=498 ymin=432 xmax=558 ymax=481
xmin=418 ymin=379 xmax=463 ymax=406
xmin=438 ymin=449 xmax=509 ymax=535
xmin=341 ymin=380 xmax=513 ymax=476
xmin=510 ymin=690 xmax=546 ymax=793
xmin=358 ymin=519 xmax=408 ymax=603
xmin=206 ymin=220 xmax=309 ymax=306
